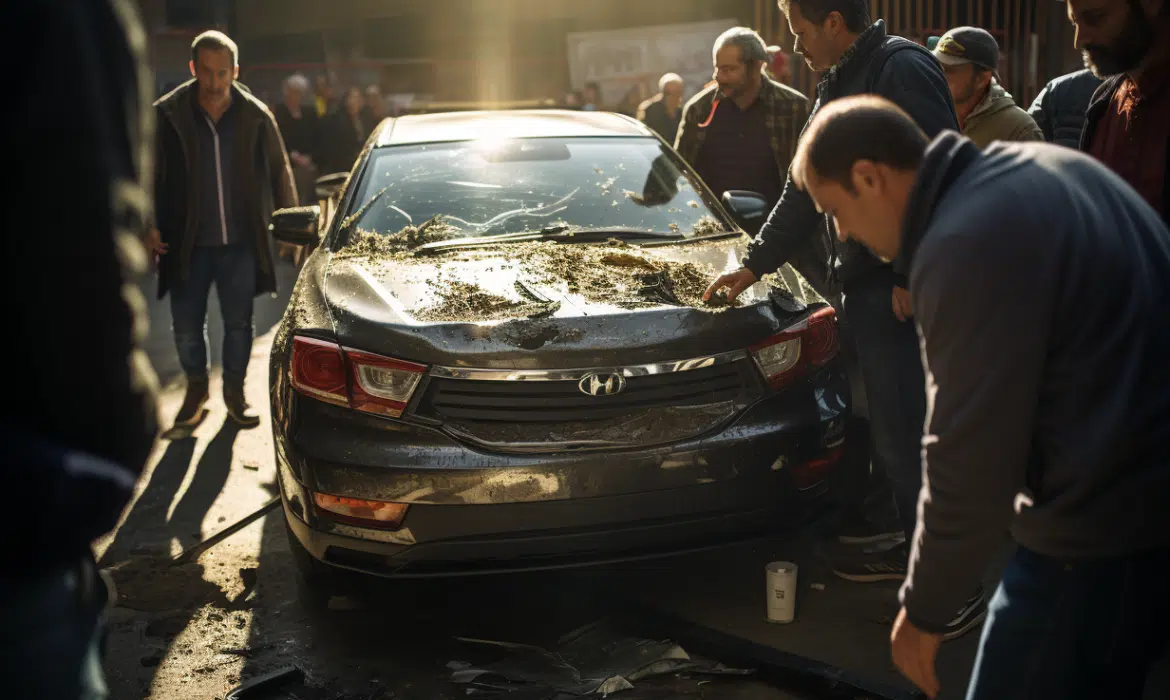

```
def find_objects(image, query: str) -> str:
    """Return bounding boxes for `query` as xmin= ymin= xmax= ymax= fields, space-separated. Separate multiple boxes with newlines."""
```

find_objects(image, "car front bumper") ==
xmin=276 ymin=366 xmax=849 ymax=579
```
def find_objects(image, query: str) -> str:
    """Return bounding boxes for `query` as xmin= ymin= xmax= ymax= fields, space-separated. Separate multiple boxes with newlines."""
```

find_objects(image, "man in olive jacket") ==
xmin=931 ymin=26 xmax=1043 ymax=148
xmin=148 ymin=31 xmax=297 ymax=433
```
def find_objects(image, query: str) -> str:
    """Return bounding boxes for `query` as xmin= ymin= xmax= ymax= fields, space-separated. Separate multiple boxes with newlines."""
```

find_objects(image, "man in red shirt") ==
xmin=1072 ymin=0 xmax=1170 ymax=223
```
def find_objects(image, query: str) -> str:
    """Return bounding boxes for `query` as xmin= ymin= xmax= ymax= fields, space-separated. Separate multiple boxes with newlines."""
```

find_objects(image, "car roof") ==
xmin=374 ymin=109 xmax=655 ymax=147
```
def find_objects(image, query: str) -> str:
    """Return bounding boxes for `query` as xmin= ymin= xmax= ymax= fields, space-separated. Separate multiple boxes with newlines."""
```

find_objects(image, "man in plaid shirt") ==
xmin=676 ymin=28 xmax=826 ymax=290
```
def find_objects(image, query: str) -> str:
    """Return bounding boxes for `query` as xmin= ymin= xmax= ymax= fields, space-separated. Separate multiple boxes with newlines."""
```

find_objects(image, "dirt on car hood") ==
xmin=326 ymin=227 xmax=813 ymax=325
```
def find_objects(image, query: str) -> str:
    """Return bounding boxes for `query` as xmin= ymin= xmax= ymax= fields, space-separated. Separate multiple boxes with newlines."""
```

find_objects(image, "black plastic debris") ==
xmin=450 ymin=620 xmax=753 ymax=697
xmin=225 ymin=666 xmax=305 ymax=700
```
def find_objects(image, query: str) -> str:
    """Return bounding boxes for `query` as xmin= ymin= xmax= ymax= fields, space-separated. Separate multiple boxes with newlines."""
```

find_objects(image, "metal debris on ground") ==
xmin=450 ymin=620 xmax=753 ymax=698
xmin=171 ymin=497 xmax=280 ymax=565
xmin=225 ymin=666 xmax=305 ymax=700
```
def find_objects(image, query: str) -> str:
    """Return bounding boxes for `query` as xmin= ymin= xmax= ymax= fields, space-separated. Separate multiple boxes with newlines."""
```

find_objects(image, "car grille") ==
xmin=416 ymin=359 xmax=760 ymax=424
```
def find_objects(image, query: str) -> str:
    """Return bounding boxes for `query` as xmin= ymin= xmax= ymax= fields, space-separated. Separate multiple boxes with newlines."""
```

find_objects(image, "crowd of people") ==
xmin=697 ymin=1 xmax=1168 ymax=699
xmin=6 ymin=0 xmax=1169 ymax=699
xmin=265 ymin=74 xmax=391 ymax=204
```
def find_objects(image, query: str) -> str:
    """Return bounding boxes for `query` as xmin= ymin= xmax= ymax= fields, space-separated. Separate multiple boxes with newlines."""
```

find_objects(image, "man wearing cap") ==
xmin=931 ymin=26 xmax=1043 ymax=147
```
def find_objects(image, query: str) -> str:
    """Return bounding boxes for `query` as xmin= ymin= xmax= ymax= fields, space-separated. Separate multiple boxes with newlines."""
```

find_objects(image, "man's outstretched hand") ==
xmin=703 ymin=267 xmax=758 ymax=304
xmin=891 ymin=607 xmax=942 ymax=698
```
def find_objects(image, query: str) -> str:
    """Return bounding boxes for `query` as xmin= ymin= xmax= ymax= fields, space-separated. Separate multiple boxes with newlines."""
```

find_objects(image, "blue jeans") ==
xmin=842 ymin=276 xmax=927 ymax=540
xmin=0 ymin=556 xmax=110 ymax=699
xmin=967 ymin=545 xmax=1170 ymax=700
xmin=170 ymin=245 xmax=256 ymax=385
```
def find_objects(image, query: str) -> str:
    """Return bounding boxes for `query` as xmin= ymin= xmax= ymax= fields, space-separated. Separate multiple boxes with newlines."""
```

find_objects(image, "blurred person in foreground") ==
xmin=931 ymin=26 xmax=1043 ymax=146
xmin=2 ymin=0 xmax=159 ymax=695
xmin=324 ymin=86 xmax=371 ymax=175
xmin=790 ymin=93 xmax=1170 ymax=700
xmin=637 ymin=72 xmax=685 ymax=142
xmin=1071 ymin=0 xmax=1170 ymax=223
xmin=703 ymin=4 xmax=977 ymax=631
xmin=148 ymin=31 xmax=297 ymax=435
xmin=1028 ymin=68 xmax=1102 ymax=148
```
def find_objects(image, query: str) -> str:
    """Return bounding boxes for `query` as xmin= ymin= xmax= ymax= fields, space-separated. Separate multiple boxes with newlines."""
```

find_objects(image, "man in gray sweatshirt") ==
xmin=789 ymin=95 xmax=1170 ymax=699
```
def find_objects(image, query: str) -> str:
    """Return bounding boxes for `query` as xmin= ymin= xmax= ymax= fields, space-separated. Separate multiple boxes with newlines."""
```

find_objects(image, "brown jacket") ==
xmin=153 ymin=80 xmax=297 ymax=298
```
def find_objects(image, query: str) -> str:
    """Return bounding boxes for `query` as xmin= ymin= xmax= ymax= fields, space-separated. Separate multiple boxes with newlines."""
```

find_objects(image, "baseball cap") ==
xmin=931 ymin=26 xmax=1001 ymax=79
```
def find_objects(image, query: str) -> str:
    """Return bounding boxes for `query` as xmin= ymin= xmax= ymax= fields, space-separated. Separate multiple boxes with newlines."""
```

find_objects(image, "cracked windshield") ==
xmin=348 ymin=137 xmax=726 ymax=239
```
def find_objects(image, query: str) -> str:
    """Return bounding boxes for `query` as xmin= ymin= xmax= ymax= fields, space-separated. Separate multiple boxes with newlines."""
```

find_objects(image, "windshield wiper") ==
xmin=412 ymin=227 xmax=685 ymax=255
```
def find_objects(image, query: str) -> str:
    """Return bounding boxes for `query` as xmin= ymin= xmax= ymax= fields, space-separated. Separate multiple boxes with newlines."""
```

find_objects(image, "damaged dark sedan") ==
xmin=268 ymin=110 xmax=849 ymax=603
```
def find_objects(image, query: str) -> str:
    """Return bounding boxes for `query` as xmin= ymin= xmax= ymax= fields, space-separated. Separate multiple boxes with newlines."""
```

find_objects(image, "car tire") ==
xmin=283 ymin=517 xmax=334 ymax=613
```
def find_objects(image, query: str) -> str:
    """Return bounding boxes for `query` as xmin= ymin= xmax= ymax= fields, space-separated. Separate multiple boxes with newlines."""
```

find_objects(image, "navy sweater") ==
xmin=898 ymin=133 xmax=1170 ymax=632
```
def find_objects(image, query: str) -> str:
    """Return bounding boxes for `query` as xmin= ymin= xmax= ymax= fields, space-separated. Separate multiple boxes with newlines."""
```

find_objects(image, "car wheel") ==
xmin=283 ymin=518 xmax=334 ymax=613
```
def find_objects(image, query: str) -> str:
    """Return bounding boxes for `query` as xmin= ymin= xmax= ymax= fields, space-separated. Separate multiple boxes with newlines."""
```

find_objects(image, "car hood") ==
xmin=321 ymin=237 xmax=822 ymax=367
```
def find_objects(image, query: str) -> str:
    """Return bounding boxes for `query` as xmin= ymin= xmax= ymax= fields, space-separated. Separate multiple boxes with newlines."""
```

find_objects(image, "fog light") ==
xmin=313 ymin=492 xmax=409 ymax=530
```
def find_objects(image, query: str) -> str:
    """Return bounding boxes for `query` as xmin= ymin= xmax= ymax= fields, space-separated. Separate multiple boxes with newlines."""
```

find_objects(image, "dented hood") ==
xmin=321 ymin=238 xmax=821 ymax=367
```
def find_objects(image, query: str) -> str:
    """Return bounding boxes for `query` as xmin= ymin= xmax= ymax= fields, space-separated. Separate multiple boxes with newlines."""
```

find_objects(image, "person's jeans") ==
xmin=170 ymin=245 xmax=256 ymax=386
xmin=842 ymin=275 xmax=926 ymax=540
xmin=0 ymin=555 xmax=110 ymax=699
xmin=967 ymin=545 xmax=1170 ymax=700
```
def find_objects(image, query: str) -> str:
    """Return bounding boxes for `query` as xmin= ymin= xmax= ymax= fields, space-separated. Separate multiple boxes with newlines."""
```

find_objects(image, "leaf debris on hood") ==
xmin=414 ymin=280 xmax=557 ymax=323
xmin=334 ymin=216 xmax=462 ymax=260
xmin=341 ymin=239 xmax=739 ymax=324
xmin=691 ymin=215 xmax=725 ymax=236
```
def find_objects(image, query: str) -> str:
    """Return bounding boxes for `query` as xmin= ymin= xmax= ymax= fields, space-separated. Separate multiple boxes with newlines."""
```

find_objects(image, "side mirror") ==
xmin=315 ymin=172 xmax=349 ymax=200
xmin=270 ymin=205 xmax=320 ymax=245
xmin=722 ymin=190 xmax=770 ymax=229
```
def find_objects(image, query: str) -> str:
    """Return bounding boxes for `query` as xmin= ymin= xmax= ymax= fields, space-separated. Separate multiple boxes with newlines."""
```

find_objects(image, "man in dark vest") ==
xmin=703 ymin=0 xmax=986 ymax=639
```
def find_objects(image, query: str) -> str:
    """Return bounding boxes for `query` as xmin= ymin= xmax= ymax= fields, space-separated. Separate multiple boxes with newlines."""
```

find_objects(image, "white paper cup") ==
xmin=766 ymin=561 xmax=798 ymax=623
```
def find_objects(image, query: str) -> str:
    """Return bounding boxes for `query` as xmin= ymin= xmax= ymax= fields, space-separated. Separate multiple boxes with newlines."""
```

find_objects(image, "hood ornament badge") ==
xmin=578 ymin=373 xmax=626 ymax=396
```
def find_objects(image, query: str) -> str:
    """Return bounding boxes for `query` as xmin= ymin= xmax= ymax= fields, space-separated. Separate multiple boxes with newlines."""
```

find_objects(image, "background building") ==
xmin=135 ymin=1 xmax=1080 ymax=110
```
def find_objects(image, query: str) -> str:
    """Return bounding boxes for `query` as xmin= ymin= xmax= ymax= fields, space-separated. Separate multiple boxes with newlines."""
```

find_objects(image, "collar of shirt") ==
xmin=822 ymin=20 xmax=887 ymax=90
xmin=192 ymin=89 xmax=236 ymax=123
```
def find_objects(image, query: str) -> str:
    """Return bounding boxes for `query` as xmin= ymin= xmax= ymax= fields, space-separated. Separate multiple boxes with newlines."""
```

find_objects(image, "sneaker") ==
xmin=832 ymin=542 xmax=908 ymax=582
xmin=224 ymin=383 xmax=261 ymax=428
xmin=836 ymin=510 xmax=904 ymax=545
xmin=941 ymin=588 xmax=989 ymax=641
